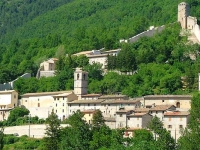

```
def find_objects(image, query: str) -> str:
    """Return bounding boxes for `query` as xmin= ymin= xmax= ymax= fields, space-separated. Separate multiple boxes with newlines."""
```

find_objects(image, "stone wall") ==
xmin=4 ymin=124 xmax=68 ymax=138
xmin=128 ymin=25 xmax=165 ymax=43
xmin=0 ymin=73 xmax=31 ymax=91
xmin=39 ymin=71 xmax=55 ymax=78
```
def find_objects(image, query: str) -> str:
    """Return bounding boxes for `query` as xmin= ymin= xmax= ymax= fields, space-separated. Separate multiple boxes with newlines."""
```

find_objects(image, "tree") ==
xmin=44 ymin=111 xmax=61 ymax=150
xmin=60 ymin=110 xmax=92 ymax=150
xmin=0 ymin=127 xmax=4 ymax=150
xmin=92 ymin=109 xmax=105 ymax=130
xmin=177 ymin=93 xmax=200 ymax=150
xmin=6 ymin=107 xmax=29 ymax=126
xmin=147 ymin=116 xmax=175 ymax=150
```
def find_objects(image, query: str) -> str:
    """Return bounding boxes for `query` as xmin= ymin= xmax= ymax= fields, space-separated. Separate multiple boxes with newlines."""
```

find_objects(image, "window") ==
xmin=168 ymin=125 xmax=172 ymax=128
xmin=179 ymin=125 xmax=183 ymax=129
xmin=70 ymin=104 xmax=71 ymax=107
xmin=88 ymin=104 xmax=90 ymax=106
xmin=79 ymin=104 xmax=81 ymax=107
xmin=127 ymin=117 xmax=130 ymax=120
xmin=104 ymin=105 xmax=106 ymax=107
xmin=38 ymin=103 xmax=40 ymax=107
xmin=70 ymin=110 xmax=71 ymax=113
xmin=38 ymin=99 xmax=39 ymax=101
xmin=83 ymin=74 xmax=86 ymax=80
xmin=56 ymin=104 xmax=57 ymax=107
xmin=169 ymin=117 xmax=171 ymax=121
xmin=14 ymin=95 xmax=16 ymax=98
xmin=14 ymin=104 xmax=15 ymax=107
xmin=162 ymin=111 xmax=164 ymax=114
xmin=56 ymin=110 xmax=57 ymax=113
xmin=180 ymin=117 xmax=182 ymax=121
xmin=109 ymin=111 xmax=110 ymax=113
xmin=63 ymin=97 xmax=64 ymax=100
xmin=54 ymin=98 xmax=56 ymax=101
xmin=120 ymin=114 xmax=122 ymax=117
xmin=128 ymin=104 xmax=130 ymax=106
xmin=94 ymin=104 xmax=96 ymax=106
xmin=176 ymin=102 xmax=180 ymax=108
xmin=156 ymin=111 xmax=158 ymax=114
xmin=77 ymin=73 xmax=79 ymax=80
xmin=89 ymin=120 xmax=91 ymax=124
xmin=162 ymin=100 xmax=164 ymax=102
xmin=62 ymin=109 xmax=64 ymax=113
xmin=25 ymin=100 xmax=27 ymax=102
xmin=89 ymin=113 xmax=91 ymax=116
xmin=63 ymin=103 xmax=64 ymax=106
xmin=108 ymin=104 xmax=110 ymax=106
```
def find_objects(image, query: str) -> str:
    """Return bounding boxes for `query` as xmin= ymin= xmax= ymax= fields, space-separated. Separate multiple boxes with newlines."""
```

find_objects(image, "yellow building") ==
xmin=81 ymin=110 xmax=96 ymax=124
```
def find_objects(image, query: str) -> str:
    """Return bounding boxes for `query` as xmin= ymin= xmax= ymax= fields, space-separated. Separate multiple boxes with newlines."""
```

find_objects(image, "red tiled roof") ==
xmin=164 ymin=111 xmax=190 ymax=116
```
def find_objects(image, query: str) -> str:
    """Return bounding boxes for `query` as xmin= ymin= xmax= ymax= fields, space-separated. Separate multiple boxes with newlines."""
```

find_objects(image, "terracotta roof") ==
xmin=68 ymin=99 xmax=105 ymax=104
xmin=164 ymin=111 xmax=190 ymax=116
xmin=116 ymin=110 xmax=134 ymax=113
xmin=81 ymin=94 xmax=102 ymax=97
xmin=150 ymin=105 xmax=175 ymax=111
xmin=81 ymin=110 xmax=96 ymax=114
xmin=101 ymin=99 xmax=140 ymax=104
xmin=128 ymin=113 xmax=148 ymax=117
xmin=21 ymin=91 xmax=72 ymax=97
xmin=134 ymin=108 xmax=150 ymax=113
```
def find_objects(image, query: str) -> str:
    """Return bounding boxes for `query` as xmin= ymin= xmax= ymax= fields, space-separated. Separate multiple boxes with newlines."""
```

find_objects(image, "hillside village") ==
xmin=0 ymin=2 xmax=200 ymax=144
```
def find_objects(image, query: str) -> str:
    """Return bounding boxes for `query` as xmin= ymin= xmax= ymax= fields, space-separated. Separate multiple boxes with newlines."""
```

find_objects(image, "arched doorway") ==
xmin=176 ymin=102 xmax=180 ymax=108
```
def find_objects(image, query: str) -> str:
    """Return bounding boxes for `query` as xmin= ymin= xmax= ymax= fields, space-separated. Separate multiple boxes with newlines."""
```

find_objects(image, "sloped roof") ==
xmin=128 ymin=113 xmax=148 ymax=117
xmin=116 ymin=109 xmax=134 ymax=113
xmin=0 ymin=90 xmax=17 ymax=94
xmin=21 ymin=91 xmax=72 ymax=97
xmin=164 ymin=111 xmax=190 ymax=116
xmin=134 ymin=108 xmax=150 ymax=113
xmin=150 ymin=105 xmax=175 ymax=111
xmin=81 ymin=94 xmax=102 ymax=97
xmin=68 ymin=99 xmax=105 ymax=104
xmin=101 ymin=99 xmax=140 ymax=104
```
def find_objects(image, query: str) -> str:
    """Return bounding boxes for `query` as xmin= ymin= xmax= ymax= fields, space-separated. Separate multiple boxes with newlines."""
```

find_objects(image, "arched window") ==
xmin=176 ymin=102 xmax=180 ymax=108
xmin=77 ymin=73 xmax=79 ymax=80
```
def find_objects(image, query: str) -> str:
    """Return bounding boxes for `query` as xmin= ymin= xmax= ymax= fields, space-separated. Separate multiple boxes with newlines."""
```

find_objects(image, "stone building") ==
xmin=143 ymin=95 xmax=191 ymax=110
xmin=178 ymin=2 xmax=190 ymax=29
xmin=81 ymin=109 xmax=96 ymax=125
xmin=74 ymin=68 xmax=88 ymax=99
xmin=0 ymin=90 xmax=18 ymax=121
xmin=20 ymin=91 xmax=75 ymax=119
xmin=163 ymin=111 xmax=190 ymax=141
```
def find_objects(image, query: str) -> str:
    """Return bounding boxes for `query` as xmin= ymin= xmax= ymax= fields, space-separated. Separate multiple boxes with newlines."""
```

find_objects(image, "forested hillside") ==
xmin=1 ymin=0 xmax=200 ymax=96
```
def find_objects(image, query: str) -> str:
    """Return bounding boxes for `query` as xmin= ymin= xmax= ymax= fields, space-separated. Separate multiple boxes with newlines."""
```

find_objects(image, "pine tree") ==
xmin=44 ymin=111 xmax=61 ymax=150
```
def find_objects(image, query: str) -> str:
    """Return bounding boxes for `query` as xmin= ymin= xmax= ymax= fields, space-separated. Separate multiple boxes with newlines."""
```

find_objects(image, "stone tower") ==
xmin=74 ymin=68 xmax=88 ymax=98
xmin=178 ymin=2 xmax=190 ymax=29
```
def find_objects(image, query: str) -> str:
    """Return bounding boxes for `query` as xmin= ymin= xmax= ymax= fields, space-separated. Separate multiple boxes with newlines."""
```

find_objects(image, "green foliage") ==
xmin=147 ymin=116 xmax=176 ymax=150
xmin=92 ymin=109 xmax=105 ymax=130
xmin=177 ymin=93 xmax=200 ymax=150
xmin=60 ymin=110 xmax=91 ymax=150
xmin=6 ymin=107 xmax=29 ymax=126
xmin=44 ymin=111 xmax=61 ymax=150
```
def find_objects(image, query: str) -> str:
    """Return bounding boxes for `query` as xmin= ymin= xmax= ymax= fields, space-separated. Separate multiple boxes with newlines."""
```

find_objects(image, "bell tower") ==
xmin=178 ymin=2 xmax=190 ymax=29
xmin=74 ymin=68 xmax=88 ymax=99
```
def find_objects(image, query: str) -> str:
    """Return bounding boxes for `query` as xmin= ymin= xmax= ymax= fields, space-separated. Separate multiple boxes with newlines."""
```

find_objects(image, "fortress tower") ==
xmin=178 ymin=2 xmax=190 ymax=29
xmin=74 ymin=68 xmax=88 ymax=99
